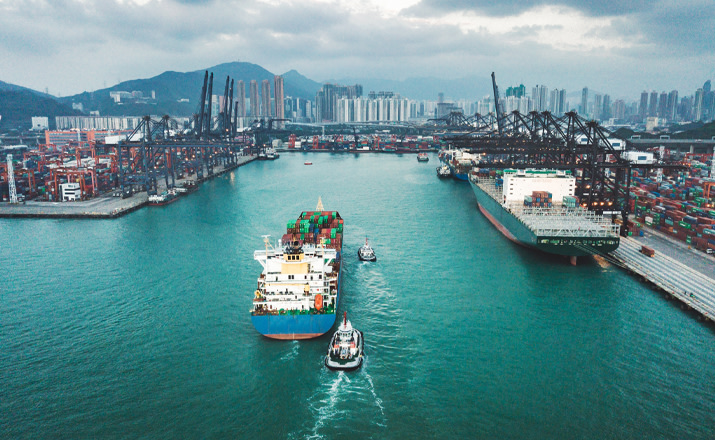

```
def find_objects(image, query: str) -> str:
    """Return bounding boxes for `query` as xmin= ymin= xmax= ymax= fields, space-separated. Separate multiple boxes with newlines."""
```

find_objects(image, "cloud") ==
xmin=0 ymin=0 xmax=712 ymax=99
xmin=406 ymin=0 xmax=653 ymax=18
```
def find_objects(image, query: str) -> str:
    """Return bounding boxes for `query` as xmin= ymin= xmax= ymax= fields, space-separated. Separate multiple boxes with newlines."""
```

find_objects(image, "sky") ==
xmin=1 ymin=0 xmax=713 ymax=101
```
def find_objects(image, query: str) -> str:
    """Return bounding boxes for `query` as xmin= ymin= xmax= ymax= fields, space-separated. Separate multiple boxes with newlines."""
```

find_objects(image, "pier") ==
xmin=0 ymin=155 xmax=255 ymax=219
xmin=609 ymin=236 xmax=715 ymax=321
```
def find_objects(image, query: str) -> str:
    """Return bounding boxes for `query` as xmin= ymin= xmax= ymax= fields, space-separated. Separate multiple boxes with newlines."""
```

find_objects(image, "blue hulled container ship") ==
xmin=250 ymin=200 xmax=343 ymax=339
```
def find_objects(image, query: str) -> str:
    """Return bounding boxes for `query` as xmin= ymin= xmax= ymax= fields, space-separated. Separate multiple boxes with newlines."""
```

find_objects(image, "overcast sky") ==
xmin=1 ymin=0 xmax=713 ymax=101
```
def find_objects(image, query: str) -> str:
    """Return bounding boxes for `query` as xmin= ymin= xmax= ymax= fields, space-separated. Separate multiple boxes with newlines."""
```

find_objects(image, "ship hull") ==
xmin=251 ymin=313 xmax=338 ymax=340
xmin=470 ymin=179 xmax=619 ymax=257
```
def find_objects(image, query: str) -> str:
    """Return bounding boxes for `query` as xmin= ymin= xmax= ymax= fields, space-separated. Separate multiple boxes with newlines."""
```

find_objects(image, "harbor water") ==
xmin=2 ymin=152 xmax=714 ymax=439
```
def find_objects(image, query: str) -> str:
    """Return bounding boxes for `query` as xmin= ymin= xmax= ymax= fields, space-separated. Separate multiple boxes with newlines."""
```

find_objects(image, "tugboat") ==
xmin=417 ymin=152 xmax=429 ymax=162
xmin=325 ymin=312 xmax=364 ymax=371
xmin=436 ymin=165 xmax=451 ymax=178
xmin=358 ymin=237 xmax=377 ymax=262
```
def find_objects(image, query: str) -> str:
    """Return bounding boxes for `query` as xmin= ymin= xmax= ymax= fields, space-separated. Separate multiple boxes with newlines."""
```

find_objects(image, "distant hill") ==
xmin=58 ymin=62 xmax=323 ymax=117
xmin=282 ymin=69 xmax=322 ymax=100
xmin=0 ymin=89 xmax=82 ymax=131
xmin=0 ymin=80 xmax=55 ymax=98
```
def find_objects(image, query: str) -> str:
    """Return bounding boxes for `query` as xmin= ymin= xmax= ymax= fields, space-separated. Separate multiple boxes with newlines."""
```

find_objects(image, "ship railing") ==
xmin=471 ymin=177 xmax=503 ymax=202
xmin=510 ymin=204 xmax=620 ymax=237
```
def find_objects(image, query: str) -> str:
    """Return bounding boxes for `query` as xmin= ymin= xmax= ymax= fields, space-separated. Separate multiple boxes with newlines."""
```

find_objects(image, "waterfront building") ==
xmin=56 ymin=116 xmax=143 ymax=131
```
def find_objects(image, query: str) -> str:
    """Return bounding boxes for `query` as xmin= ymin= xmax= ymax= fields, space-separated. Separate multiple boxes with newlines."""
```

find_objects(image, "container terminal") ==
xmin=2 ymin=71 xmax=714 ymax=323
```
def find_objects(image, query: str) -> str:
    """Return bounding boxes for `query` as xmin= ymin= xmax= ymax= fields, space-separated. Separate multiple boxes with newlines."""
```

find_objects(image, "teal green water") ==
xmin=2 ymin=153 xmax=714 ymax=439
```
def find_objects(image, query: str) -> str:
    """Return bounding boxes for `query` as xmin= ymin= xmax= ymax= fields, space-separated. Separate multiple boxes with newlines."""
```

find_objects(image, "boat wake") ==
xmin=301 ymin=371 xmax=349 ymax=440
xmin=291 ymin=367 xmax=386 ymax=439
xmin=280 ymin=340 xmax=300 ymax=361
xmin=363 ymin=370 xmax=386 ymax=425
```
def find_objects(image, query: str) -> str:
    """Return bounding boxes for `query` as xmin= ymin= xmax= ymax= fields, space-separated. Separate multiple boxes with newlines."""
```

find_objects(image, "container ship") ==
xmin=250 ymin=200 xmax=344 ymax=339
xmin=439 ymin=149 xmax=478 ymax=181
xmin=469 ymin=168 xmax=620 ymax=264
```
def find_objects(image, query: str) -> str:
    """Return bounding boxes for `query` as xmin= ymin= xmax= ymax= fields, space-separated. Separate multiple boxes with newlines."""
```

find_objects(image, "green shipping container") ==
xmin=678 ymin=221 xmax=691 ymax=230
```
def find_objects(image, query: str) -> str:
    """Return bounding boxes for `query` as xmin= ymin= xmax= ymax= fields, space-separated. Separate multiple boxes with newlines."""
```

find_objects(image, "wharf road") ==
xmin=610 ymin=236 xmax=715 ymax=321
xmin=0 ymin=155 xmax=256 ymax=219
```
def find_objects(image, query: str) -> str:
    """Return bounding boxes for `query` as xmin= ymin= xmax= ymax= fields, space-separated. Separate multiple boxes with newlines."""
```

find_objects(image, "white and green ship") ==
xmin=469 ymin=169 xmax=620 ymax=264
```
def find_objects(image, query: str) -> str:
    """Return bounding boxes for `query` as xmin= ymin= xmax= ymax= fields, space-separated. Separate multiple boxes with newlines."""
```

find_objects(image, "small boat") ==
xmin=437 ymin=165 xmax=451 ymax=178
xmin=148 ymin=189 xmax=180 ymax=206
xmin=358 ymin=237 xmax=377 ymax=262
xmin=325 ymin=312 xmax=364 ymax=371
xmin=417 ymin=152 xmax=429 ymax=162
xmin=304 ymin=162 xmax=313 ymax=165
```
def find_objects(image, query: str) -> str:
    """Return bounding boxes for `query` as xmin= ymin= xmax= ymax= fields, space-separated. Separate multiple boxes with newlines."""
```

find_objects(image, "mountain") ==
xmin=0 ymin=88 xmax=82 ymax=131
xmin=282 ymin=69 xmax=322 ymax=100
xmin=0 ymin=80 xmax=55 ymax=99
xmin=58 ymin=62 xmax=323 ymax=118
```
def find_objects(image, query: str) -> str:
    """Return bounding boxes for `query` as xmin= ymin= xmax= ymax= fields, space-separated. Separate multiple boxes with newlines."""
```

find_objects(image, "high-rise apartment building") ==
xmin=648 ymin=91 xmax=658 ymax=117
xmin=315 ymin=84 xmax=363 ymax=122
xmin=666 ymin=90 xmax=678 ymax=121
xmin=236 ymin=80 xmax=246 ymax=118
xmin=657 ymin=91 xmax=668 ymax=118
xmin=639 ymin=91 xmax=649 ymax=119
xmin=593 ymin=94 xmax=603 ymax=120
xmin=693 ymin=88 xmax=704 ymax=121
xmin=249 ymin=80 xmax=259 ymax=118
xmin=532 ymin=85 xmax=548 ymax=112
xmin=580 ymin=87 xmax=588 ymax=116
xmin=557 ymin=89 xmax=566 ymax=115
xmin=602 ymin=94 xmax=611 ymax=120
xmin=261 ymin=79 xmax=271 ymax=118
xmin=274 ymin=75 xmax=284 ymax=125
xmin=613 ymin=99 xmax=626 ymax=120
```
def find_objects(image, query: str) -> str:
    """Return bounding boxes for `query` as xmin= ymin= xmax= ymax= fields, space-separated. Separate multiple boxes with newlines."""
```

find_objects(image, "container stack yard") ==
xmin=285 ymin=133 xmax=443 ymax=152
xmin=629 ymin=152 xmax=715 ymax=255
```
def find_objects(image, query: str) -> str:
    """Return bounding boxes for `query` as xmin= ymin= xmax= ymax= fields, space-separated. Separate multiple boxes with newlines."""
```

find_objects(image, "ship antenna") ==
xmin=343 ymin=311 xmax=347 ymax=325
xmin=316 ymin=196 xmax=324 ymax=211
xmin=262 ymin=234 xmax=271 ymax=254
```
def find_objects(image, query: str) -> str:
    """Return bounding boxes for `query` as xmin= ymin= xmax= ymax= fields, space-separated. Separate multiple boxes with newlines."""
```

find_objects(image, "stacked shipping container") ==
xmin=631 ymin=171 xmax=715 ymax=253
xmin=282 ymin=211 xmax=344 ymax=250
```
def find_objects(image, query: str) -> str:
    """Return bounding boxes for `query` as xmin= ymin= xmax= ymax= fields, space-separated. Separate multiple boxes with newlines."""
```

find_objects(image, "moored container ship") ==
xmin=439 ymin=149 xmax=478 ymax=181
xmin=250 ymin=200 xmax=344 ymax=339
xmin=469 ymin=168 xmax=620 ymax=264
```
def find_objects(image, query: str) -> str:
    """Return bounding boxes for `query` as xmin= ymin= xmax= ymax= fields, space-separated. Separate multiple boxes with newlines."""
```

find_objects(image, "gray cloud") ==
xmin=0 ymin=0 xmax=712 ymax=99
xmin=405 ymin=0 xmax=655 ymax=18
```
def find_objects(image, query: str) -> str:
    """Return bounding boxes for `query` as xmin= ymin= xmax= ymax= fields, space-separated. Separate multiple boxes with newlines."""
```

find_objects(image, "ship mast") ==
xmin=316 ymin=196 xmax=324 ymax=211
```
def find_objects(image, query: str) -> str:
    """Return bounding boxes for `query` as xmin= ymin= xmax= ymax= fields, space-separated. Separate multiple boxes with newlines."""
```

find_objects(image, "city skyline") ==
xmin=0 ymin=0 xmax=713 ymax=100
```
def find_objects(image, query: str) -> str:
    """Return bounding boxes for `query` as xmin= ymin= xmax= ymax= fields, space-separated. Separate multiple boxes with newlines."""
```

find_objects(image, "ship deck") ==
xmin=473 ymin=176 xmax=620 ymax=239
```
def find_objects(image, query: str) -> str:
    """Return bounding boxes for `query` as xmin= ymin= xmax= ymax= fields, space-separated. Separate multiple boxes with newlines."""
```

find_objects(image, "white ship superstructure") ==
xmin=252 ymin=239 xmax=338 ymax=314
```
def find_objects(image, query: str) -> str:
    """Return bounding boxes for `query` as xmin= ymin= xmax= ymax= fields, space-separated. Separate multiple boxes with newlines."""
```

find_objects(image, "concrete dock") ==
xmin=0 ymin=155 xmax=256 ymax=219
xmin=609 ymin=235 xmax=715 ymax=321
